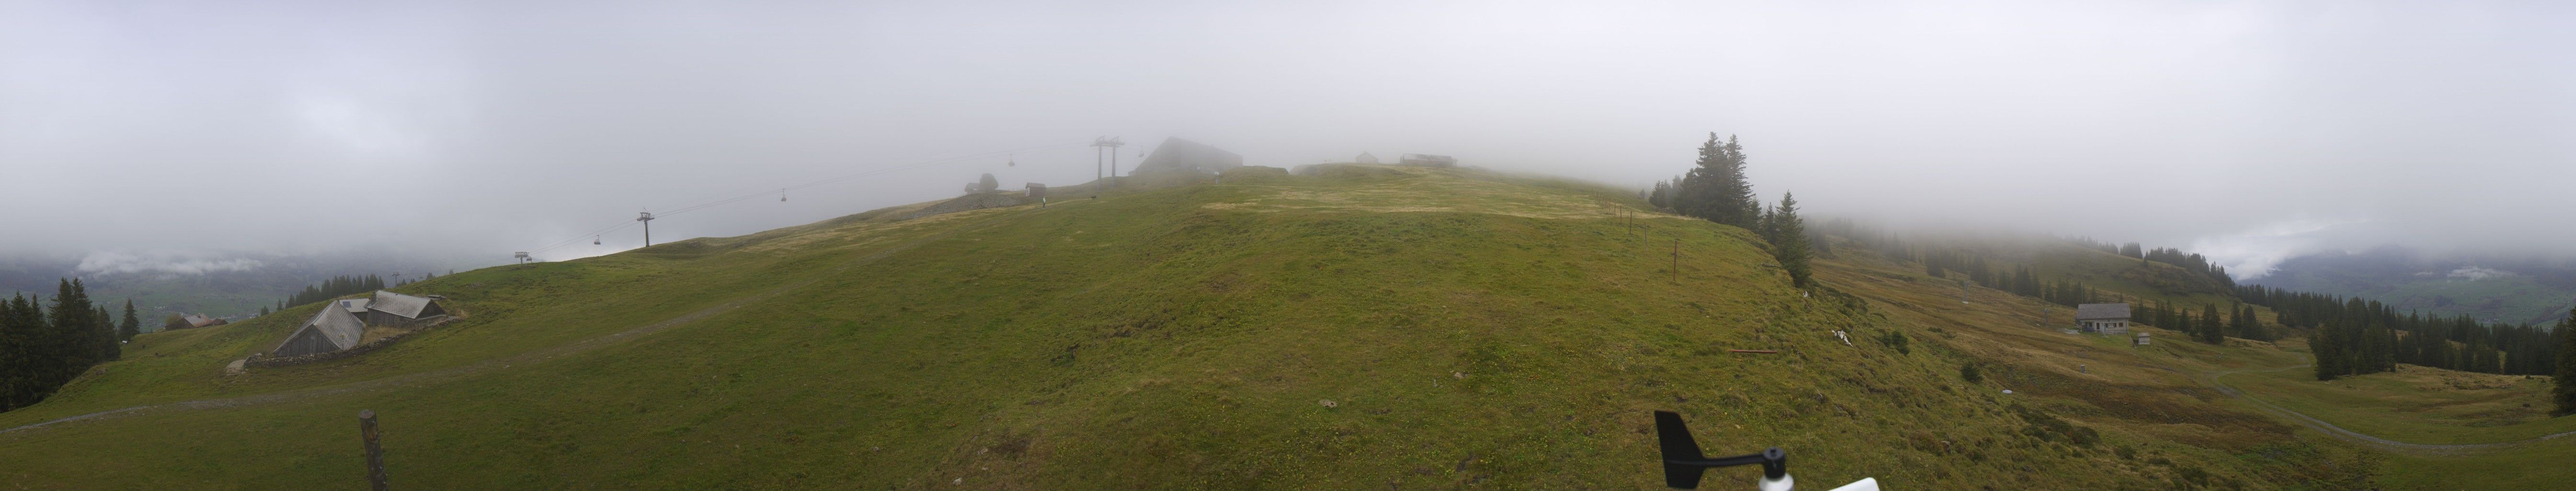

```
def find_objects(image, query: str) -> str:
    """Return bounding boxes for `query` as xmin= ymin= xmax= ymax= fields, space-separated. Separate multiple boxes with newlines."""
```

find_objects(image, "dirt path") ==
xmin=2201 ymin=360 xmax=2576 ymax=455
xmin=3 ymin=210 xmax=1024 ymax=436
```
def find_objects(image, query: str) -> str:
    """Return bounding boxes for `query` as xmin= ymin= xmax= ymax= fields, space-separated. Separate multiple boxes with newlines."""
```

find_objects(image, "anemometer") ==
xmin=1656 ymin=411 xmax=1879 ymax=491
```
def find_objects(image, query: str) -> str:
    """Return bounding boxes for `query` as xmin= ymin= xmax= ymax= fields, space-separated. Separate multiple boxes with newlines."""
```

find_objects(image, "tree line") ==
xmin=1718 ymin=196 xmax=2576 ymax=408
xmin=1647 ymin=134 xmax=1816 ymax=287
xmin=2554 ymin=307 xmax=2576 ymax=415
xmin=2237 ymin=284 xmax=2563 ymax=380
xmin=2136 ymin=298 xmax=2274 ymax=343
xmin=274 ymin=274 xmax=391 ymax=315
xmin=1807 ymin=222 xmax=2290 ymax=347
xmin=0 ymin=279 xmax=130 ymax=411
xmin=2140 ymin=247 xmax=2236 ymax=290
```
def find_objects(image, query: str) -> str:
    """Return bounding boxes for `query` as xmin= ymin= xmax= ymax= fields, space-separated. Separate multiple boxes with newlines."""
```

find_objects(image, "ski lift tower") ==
xmin=1092 ymin=136 xmax=1124 ymax=192
xmin=513 ymin=252 xmax=529 ymax=265
xmin=636 ymin=211 xmax=656 ymax=247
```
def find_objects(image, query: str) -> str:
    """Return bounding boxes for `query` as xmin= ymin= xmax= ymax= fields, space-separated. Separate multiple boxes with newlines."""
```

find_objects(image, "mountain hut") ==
xmin=273 ymin=301 xmax=365 ymax=357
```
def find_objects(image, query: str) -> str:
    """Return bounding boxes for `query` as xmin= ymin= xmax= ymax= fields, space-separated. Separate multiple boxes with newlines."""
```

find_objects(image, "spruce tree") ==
xmin=2200 ymin=304 xmax=2225 ymax=343
xmin=1716 ymin=135 xmax=1760 ymax=228
xmin=2237 ymin=305 xmax=2272 ymax=341
xmin=1674 ymin=135 xmax=1720 ymax=220
xmin=2314 ymin=322 xmax=2345 ymax=381
xmin=1756 ymin=205 xmax=1782 ymax=246
xmin=2552 ymin=304 xmax=2576 ymax=415
xmin=1771 ymin=192 xmax=1813 ymax=288
xmin=0 ymin=294 xmax=27 ymax=409
xmin=92 ymin=305 xmax=118 ymax=361
xmin=117 ymin=300 xmax=139 ymax=341
xmin=2174 ymin=309 xmax=2194 ymax=340
xmin=47 ymin=279 xmax=97 ymax=381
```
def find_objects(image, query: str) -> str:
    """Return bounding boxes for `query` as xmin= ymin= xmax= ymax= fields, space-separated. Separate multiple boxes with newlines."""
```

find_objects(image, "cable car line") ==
xmin=516 ymin=141 xmax=1088 ymax=258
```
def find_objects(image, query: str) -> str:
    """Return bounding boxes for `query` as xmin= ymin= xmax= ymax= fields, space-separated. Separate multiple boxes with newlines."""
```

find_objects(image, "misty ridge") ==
xmin=7 ymin=2 xmax=2576 ymax=490
xmin=3 ymin=0 xmax=2572 ymax=275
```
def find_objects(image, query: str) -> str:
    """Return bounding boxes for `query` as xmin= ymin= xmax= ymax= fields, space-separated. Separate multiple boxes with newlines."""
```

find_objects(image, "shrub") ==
xmin=1960 ymin=361 xmax=1984 ymax=383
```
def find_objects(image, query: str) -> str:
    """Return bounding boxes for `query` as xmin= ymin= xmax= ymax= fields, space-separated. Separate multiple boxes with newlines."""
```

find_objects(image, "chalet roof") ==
xmin=342 ymin=298 xmax=371 ymax=314
xmin=182 ymin=314 xmax=218 ymax=328
xmin=275 ymin=302 xmax=365 ymax=353
xmin=2075 ymin=303 xmax=2132 ymax=320
xmin=368 ymin=291 xmax=437 ymax=319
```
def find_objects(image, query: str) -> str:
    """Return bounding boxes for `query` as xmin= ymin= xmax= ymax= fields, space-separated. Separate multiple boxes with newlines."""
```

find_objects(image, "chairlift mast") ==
xmin=637 ymin=211 xmax=656 ymax=246
xmin=1092 ymin=136 xmax=1124 ymax=191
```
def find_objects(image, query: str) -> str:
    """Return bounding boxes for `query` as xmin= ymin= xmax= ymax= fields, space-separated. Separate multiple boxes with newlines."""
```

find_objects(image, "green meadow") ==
xmin=0 ymin=165 xmax=2548 ymax=490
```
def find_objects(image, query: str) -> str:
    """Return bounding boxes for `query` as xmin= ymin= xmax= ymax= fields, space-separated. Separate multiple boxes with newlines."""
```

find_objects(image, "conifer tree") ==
xmin=1756 ymin=205 xmax=1783 ymax=246
xmin=1673 ymin=135 xmax=1719 ymax=220
xmin=2313 ymin=322 xmax=2346 ymax=381
xmin=2360 ymin=323 xmax=2393 ymax=374
xmin=1714 ymin=135 xmax=1759 ymax=228
xmin=0 ymin=294 xmax=28 ymax=409
xmin=2552 ymin=304 xmax=2576 ymax=415
xmin=48 ymin=279 xmax=97 ymax=380
xmin=2200 ymin=303 xmax=2225 ymax=343
xmin=1771 ymin=192 xmax=1812 ymax=288
xmin=117 ymin=300 xmax=139 ymax=341
xmin=89 ymin=305 xmax=116 ymax=361
xmin=2236 ymin=304 xmax=2272 ymax=341
xmin=1676 ymin=133 xmax=1760 ymax=228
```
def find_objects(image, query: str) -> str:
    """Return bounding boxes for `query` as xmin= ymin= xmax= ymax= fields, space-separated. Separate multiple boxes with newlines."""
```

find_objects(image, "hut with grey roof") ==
xmin=2075 ymin=303 xmax=2132 ymax=335
xmin=274 ymin=300 xmax=367 ymax=357
xmin=364 ymin=290 xmax=448 ymax=327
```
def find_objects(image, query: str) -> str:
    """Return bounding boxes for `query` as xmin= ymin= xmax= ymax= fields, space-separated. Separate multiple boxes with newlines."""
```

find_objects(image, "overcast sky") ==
xmin=4 ymin=0 xmax=2570 ymax=277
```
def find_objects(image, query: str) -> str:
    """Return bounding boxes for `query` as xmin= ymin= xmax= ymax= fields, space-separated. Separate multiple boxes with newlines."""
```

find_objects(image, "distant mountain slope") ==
xmin=2248 ymin=248 xmax=2576 ymax=325
xmin=0 ymin=253 xmax=473 ymax=322
xmin=0 ymin=165 xmax=2363 ymax=489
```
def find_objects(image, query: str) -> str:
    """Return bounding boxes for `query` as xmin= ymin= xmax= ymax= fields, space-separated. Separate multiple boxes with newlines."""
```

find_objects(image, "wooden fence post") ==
xmin=360 ymin=409 xmax=387 ymax=491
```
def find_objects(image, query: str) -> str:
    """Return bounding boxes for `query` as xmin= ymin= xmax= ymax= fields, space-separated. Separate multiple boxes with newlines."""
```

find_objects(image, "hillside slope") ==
xmin=2252 ymin=249 xmax=2576 ymax=325
xmin=2 ymin=165 xmax=2348 ymax=489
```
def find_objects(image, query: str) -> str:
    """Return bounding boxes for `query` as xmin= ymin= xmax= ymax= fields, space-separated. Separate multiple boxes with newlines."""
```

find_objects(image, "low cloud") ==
xmin=2446 ymin=266 xmax=2513 ymax=281
xmin=2187 ymin=219 xmax=2369 ymax=280
xmin=75 ymin=251 xmax=265 ymax=277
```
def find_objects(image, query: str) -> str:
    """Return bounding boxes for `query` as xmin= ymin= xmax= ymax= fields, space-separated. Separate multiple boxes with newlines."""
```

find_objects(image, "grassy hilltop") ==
xmin=0 ymin=165 xmax=2436 ymax=489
